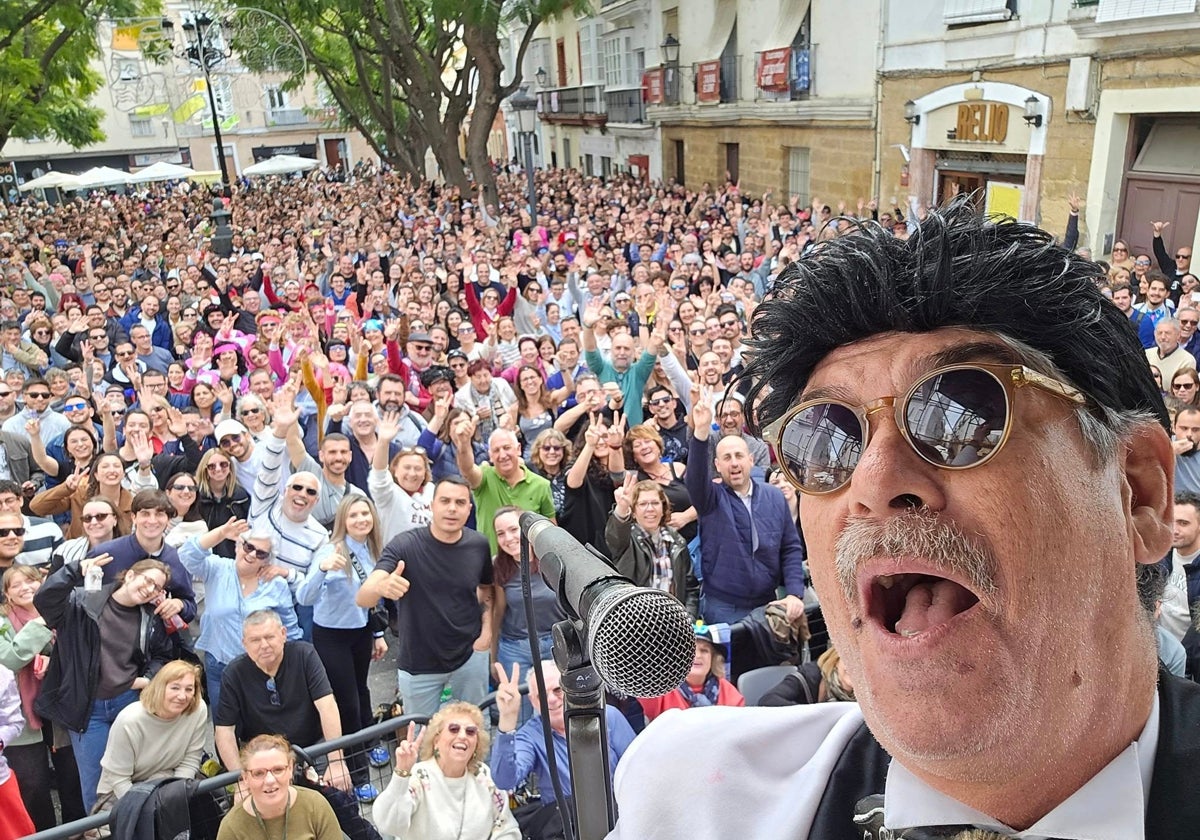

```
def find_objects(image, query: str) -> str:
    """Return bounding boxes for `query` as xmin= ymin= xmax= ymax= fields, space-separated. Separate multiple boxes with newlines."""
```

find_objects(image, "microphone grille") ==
xmin=588 ymin=588 xmax=695 ymax=698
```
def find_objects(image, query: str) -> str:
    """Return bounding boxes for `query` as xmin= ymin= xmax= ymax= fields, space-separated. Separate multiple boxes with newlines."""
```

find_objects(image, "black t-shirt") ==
xmin=377 ymin=527 xmax=493 ymax=675
xmin=214 ymin=642 xmax=332 ymax=748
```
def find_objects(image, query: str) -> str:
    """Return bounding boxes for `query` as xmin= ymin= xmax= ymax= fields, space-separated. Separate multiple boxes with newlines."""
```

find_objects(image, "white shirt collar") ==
xmin=884 ymin=693 xmax=1159 ymax=840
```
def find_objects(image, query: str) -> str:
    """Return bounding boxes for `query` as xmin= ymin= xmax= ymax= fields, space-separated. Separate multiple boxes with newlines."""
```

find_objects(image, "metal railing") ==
xmin=25 ymin=696 xmax=512 ymax=840
xmin=604 ymin=87 xmax=646 ymax=123
xmin=266 ymin=107 xmax=308 ymax=126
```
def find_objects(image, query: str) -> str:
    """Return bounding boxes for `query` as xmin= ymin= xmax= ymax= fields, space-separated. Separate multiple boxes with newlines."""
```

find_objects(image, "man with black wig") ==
xmin=607 ymin=198 xmax=1199 ymax=839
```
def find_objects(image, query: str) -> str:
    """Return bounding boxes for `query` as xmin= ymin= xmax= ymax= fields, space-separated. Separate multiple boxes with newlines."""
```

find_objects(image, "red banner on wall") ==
xmin=644 ymin=68 xmax=664 ymax=104
xmin=757 ymin=47 xmax=791 ymax=91
xmin=697 ymin=60 xmax=721 ymax=103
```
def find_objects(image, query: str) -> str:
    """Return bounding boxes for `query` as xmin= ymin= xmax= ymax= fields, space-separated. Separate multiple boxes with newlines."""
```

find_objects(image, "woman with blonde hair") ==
xmin=195 ymin=447 xmax=250 ymax=557
xmin=374 ymin=704 xmax=521 ymax=840
xmin=529 ymin=428 xmax=571 ymax=512
xmin=216 ymin=734 xmax=341 ymax=840
xmin=297 ymin=495 xmax=389 ymax=803
xmin=93 ymin=660 xmax=208 ymax=809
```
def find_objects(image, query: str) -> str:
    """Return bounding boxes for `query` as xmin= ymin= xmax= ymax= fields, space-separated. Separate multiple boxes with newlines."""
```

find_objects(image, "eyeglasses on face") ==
xmin=445 ymin=723 xmax=479 ymax=736
xmin=218 ymin=434 xmax=243 ymax=448
xmin=1177 ymin=254 xmax=1191 ymax=260
xmin=80 ymin=512 xmax=113 ymax=523
xmin=1180 ymin=319 xmax=1199 ymax=326
xmin=207 ymin=460 xmax=230 ymax=471
xmin=1174 ymin=381 xmax=1197 ymax=390
xmin=134 ymin=574 xmax=164 ymax=594
xmin=288 ymin=483 xmax=319 ymax=497
xmin=63 ymin=401 xmax=88 ymax=412
xmin=241 ymin=407 xmax=262 ymax=416
xmin=25 ymin=391 xmax=50 ymax=399
xmin=247 ymin=764 xmax=291 ymax=781
xmin=0 ymin=527 xmax=26 ymax=537
xmin=1135 ymin=259 xmax=1152 ymax=266
xmin=169 ymin=483 xmax=197 ymax=494
xmin=763 ymin=362 xmax=1087 ymax=495
xmin=1112 ymin=246 xmax=1128 ymax=252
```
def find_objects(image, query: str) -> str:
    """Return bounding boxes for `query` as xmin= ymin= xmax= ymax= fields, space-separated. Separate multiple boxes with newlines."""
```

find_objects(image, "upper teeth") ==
xmin=899 ymin=629 xmax=921 ymax=638
xmin=878 ymin=575 xmax=896 ymax=589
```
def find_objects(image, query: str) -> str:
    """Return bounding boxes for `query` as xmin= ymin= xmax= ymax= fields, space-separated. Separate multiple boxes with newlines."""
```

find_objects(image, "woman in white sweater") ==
xmin=93 ymin=660 xmax=208 ymax=810
xmin=369 ymin=409 xmax=433 ymax=544
xmin=373 ymin=702 xmax=520 ymax=840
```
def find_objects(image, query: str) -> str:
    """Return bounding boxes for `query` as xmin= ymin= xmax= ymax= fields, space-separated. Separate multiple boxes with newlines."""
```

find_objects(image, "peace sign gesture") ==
xmin=494 ymin=662 xmax=523 ymax=732
xmin=613 ymin=471 xmax=637 ymax=518
xmin=395 ymin=721 xmax=424 ymax=776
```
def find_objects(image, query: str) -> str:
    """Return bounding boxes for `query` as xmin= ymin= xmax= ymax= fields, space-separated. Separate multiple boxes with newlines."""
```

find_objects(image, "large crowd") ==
xmin=0 ymin=163 xmax=1195 ymax=840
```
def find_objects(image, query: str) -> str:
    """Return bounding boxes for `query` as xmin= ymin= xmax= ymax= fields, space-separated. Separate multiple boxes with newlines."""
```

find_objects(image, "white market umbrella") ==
xmin=18 ymin=171 xmax=82 ymax=192
xmin=242 ymin=154 xmax=320 ymax=176
xmin=129 ymin=160 xmax=197 ymax=183
xmin=75 ymin=166 xmax=132 ymax=189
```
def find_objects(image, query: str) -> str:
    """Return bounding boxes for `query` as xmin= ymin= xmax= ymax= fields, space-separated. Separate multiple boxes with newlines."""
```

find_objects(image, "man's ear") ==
xmin=1123 ymin=423 xmax=1174 ymax=566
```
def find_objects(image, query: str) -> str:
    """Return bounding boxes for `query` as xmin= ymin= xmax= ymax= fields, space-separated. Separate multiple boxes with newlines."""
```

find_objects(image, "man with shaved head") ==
xmin=453 ymin=417 xmax=554 ymax=553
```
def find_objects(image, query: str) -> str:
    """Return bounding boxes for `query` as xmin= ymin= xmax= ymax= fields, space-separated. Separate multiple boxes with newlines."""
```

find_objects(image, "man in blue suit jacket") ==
xmin=686 ymin=391 xmax=806 ymax=625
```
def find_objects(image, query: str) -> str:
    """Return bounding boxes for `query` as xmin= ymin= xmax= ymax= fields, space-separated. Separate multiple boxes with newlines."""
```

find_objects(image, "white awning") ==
xmin=943 ymin=0 xmax=1014 ymax=26
xmin=1096 ymin=0 xmax=1197 ymax=23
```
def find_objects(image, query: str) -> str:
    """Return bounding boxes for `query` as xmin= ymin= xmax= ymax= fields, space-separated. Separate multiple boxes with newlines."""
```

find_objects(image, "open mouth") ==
xmin=865 ymin=571 xmax=982 ymax=640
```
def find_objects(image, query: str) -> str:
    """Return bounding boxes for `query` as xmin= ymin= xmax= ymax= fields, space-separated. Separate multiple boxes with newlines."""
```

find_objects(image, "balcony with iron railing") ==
xmin=604 ymin=86 xmax=646 ymax=124
xmin=537 ymin=84 xmax=607 ymax=126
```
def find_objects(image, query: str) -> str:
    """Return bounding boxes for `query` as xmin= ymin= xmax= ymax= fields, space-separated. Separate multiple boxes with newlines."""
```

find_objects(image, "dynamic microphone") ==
xmin=520 ymin=512 xmax=694 ymax=697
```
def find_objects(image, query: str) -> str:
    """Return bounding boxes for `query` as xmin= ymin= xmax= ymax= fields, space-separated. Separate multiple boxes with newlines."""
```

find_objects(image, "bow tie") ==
xmin=853 ymin=795 xmax=1055 ymax=840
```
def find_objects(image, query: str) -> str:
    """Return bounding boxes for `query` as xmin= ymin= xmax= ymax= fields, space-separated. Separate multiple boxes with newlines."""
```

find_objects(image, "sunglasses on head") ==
xmin=763 ymin=362 xmax=1087 ymax=495
xmin=445 ymin=723 xmax=479 ymax=736
xmin=289 ymin=483 xmax=319 ymax=497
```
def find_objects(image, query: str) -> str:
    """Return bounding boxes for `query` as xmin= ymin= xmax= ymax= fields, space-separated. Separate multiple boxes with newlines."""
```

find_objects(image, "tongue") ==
xmin=894 ymin=579 xmax=976 ymax=636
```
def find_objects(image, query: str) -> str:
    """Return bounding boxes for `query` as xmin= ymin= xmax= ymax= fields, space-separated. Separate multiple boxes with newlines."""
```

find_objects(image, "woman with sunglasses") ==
xmin=164 ymin=473 xmax=208 ymax=548
xmin=529 ymin=428 xmax=571 ymax=512
xmin=0 ymin=565 xmax=87 ymax=831
xmin=1170 ymin=368 xmax=1200 ymax=410
xmin=236 ymin=393 xmax=270 ymax=440
xmin=49 ymin=496 xmax=121 ymax=569
xmin=30 ymin=452 xmax=138 ymax=539
xmin=195 ymin=448 xmax=251 ymax=558
xmin=296 ymin=496 xmax=389 ymax=803
xmin=33 ymin=555 xmax=175 ymax=812
xmin=216 ymin=734 xmax=342 ymax=840
xmin=374 ymin=706 xmax=520 ymax=840
xmin=179 ymin=517 xmax=298 ymax=709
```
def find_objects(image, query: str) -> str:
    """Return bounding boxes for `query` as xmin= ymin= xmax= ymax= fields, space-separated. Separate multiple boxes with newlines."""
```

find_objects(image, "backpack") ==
xmin=108 ymin=778 xmax=201 ymax=840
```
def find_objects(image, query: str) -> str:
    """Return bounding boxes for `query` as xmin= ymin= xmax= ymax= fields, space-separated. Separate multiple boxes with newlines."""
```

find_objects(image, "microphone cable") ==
xmin=521 ymin=530 xmax=577 ymax=840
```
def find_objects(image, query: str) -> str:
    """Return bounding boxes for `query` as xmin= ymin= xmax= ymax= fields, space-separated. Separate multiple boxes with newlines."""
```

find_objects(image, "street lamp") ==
xmin=161 ymin=13 xmax=233 ymax=198
xmin=535 ymin=66 xmax=548 ymax=89
xmin=511 ymin=85 xmax=538 ymax=220
xmin=661 ymin=34 xmax=680 ymax=105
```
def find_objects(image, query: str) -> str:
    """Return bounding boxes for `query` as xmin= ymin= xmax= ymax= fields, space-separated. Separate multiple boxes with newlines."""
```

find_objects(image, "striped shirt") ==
xmin=248 ymin=431 xmax=330 ymax=578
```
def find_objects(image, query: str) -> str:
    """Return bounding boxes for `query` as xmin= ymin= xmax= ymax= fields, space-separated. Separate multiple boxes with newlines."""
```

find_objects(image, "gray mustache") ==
xmin=834 ymin=508 xmax=998 ymax=603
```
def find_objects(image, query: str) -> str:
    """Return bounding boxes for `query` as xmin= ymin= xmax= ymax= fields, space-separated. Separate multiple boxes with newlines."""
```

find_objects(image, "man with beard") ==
xmin=287 ymin=431 xmax=367 ymax=529
xmin=1172 ymin=406 xmax=1200 ymax=494
xmin=609 ymin=201 xmax=1195 ymax=839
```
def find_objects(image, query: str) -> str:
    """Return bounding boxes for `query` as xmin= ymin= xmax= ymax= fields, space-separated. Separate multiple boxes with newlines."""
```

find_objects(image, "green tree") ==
xmin=0 ymin=0 xmax=160 ymax=153
xmin=233 ymin=0 xmax=577 ymax=204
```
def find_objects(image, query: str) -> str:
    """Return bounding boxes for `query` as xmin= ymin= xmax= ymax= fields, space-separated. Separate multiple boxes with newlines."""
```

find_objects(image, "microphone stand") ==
xmin=552 ymin=618 xmax=615 ymax=840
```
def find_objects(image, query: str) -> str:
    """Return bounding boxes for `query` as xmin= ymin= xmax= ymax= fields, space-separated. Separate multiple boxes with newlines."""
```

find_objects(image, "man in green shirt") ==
xmin=453 ymin=419 xmax=555 ymax=552
xmin=580 ymin=296 xmax=664 ymax=425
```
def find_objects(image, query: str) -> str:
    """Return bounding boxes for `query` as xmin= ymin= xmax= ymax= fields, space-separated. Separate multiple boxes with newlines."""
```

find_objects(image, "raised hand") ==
xmin=613 ymin=471 xmax=637 ymax=517
xmin=320 ymin=551 xmax=349 ymax=573
xmin=24 ymin=416 xmax=40 ymax=438
xmin=378 ymin=409 xmax=403 ymax=443
xmin=581 ymin=293 xmax=609 ymax=329
xmin=606 ymin=411 xmax=626 ymax=450
xmin=128 ymin=429 xmax=155 ymax=465
xmin=494 ymin=662 xmax=522 ymax=731
xmin=691 ymin=384 xmax=713 ymax=433
xmin=377 ymin=560 xmax=411 ymax=599
xmin=451 ymin=414 xmax=477 ymax=446
xmin=395 ymin=721 xmax=424 ymax=776
xmin=1152 ymin=220 xmax=1170 ymax=236
xmin=80 ymin=552 xmax=113 ymax=577
xmin=220 ymin=517 xmax=249 ymax=542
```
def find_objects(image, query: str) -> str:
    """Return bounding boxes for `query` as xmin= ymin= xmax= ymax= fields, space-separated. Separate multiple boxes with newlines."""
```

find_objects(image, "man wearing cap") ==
xmin=610 ymin=201 xmax=1200 ymax=839
xmin=214 ymin=418 xmax=263 ymax=490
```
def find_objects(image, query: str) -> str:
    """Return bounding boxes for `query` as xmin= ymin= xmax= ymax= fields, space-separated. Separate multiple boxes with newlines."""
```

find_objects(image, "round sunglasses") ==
xmin=763 ymin=363 xmax=1087 ymax=495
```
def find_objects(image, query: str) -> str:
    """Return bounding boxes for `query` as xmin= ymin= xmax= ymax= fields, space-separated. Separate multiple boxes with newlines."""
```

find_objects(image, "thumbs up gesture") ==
xmin=377 ymin=560 xmax=410 ymax=599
